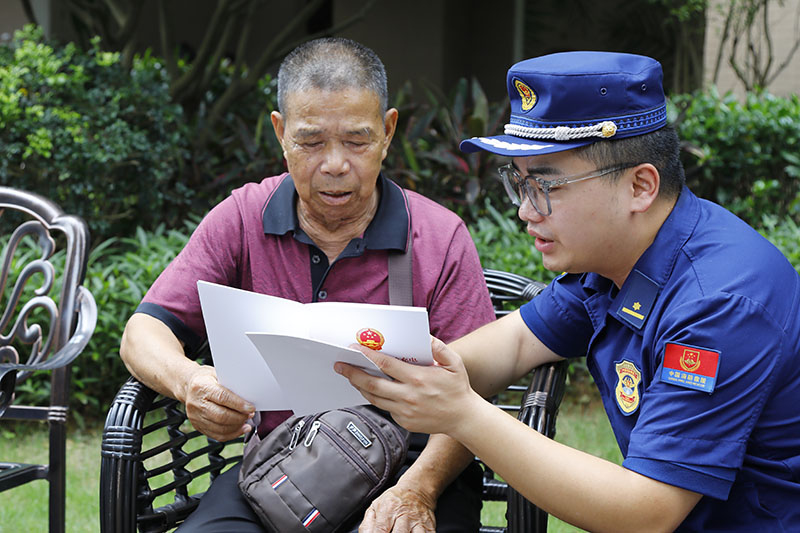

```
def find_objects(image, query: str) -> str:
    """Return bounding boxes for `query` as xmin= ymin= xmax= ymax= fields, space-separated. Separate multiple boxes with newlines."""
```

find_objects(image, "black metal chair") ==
xmin=100 ymin=268 xmax=566 ymax=532
xmin=0 ymin=186 xmax=97 ymax=533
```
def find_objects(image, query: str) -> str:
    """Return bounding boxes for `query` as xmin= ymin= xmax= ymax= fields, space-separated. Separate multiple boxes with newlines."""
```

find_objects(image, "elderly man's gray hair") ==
xmin=277 ymin=37 xmax=388 ymax=116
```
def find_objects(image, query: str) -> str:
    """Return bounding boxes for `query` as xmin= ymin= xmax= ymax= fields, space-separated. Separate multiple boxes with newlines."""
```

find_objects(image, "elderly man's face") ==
xmin=271 ymin=88 xmax=398 ymax=229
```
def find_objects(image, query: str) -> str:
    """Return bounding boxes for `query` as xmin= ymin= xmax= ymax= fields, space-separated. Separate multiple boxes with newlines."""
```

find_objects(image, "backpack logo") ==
xmin=347 ymin=421 xmax=373 ymax=448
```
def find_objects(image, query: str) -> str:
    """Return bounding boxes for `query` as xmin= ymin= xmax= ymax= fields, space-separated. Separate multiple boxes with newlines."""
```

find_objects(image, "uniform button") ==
xmin=311 ymin=254 xmax=321 ymax=264
xmin=318 ymin=290 xmax=327 ymax=300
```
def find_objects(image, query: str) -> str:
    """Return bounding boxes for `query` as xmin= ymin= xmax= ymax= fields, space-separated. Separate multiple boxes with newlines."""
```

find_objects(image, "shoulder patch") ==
xmin=660 ymin=342 xmax=720 ymax=393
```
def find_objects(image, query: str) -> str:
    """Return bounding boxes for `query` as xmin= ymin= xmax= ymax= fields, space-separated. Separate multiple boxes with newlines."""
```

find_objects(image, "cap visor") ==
xmin=459 ymin=135 xmax=592 ymax=157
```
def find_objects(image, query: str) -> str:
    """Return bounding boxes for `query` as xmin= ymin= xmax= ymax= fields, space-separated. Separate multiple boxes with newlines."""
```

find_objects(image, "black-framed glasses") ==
xmin=497 ymin=162 xmax=641 ymax=216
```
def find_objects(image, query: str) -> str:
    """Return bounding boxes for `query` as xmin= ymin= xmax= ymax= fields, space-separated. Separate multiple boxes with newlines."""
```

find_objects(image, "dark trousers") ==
xmin=177 ymin=461 xmax=483 ymax=532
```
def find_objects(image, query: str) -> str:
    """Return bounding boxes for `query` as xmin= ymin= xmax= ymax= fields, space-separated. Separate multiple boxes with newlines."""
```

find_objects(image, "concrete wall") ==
xmin=704 ymin=0 xmax=800 ymax=97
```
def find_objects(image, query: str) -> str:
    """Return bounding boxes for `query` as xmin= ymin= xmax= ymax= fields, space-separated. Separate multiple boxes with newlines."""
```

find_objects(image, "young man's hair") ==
xmin=277 ymin=37 xmax=388 ymax=116
xmin=574 ymin=125 xmax=686 ymax=199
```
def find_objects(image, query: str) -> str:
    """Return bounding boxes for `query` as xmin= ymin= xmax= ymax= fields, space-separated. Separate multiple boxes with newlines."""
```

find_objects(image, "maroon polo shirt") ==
xmin=137 ymin=173 xmax=495 ymax=432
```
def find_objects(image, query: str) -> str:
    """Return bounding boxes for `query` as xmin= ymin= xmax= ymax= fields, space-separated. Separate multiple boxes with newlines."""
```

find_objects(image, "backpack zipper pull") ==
xmin=289 ymin=419 xmax=305 ymax=450
xmin=303 ymin=421 xmax=321 ymax=447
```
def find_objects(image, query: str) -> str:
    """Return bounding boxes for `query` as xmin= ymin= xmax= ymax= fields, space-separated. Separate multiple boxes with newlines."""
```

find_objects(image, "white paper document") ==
xmin=197 ymin=281 xmax=432 ymax=415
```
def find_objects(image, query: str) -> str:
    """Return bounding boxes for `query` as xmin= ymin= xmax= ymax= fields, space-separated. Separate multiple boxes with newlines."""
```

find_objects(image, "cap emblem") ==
xmin=514 ymin=79 xmax=536 ymax=111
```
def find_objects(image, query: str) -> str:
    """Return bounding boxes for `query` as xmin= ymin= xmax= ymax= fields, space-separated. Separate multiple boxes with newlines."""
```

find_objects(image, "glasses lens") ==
xmin=527 ymin=181 xmax=545 ymax=215
xmin=498 ymin=166 xmax=550 ymax=215
xmin=499 ymin=167 xmax=522 ymax=206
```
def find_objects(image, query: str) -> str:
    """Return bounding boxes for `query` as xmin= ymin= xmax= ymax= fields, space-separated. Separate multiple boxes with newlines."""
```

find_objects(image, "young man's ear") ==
xmin=629 ymin=163 xmax=660 ymax=213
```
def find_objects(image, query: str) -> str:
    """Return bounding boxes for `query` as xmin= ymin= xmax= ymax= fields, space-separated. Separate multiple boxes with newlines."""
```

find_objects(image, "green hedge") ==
xmin=3 ymin=26 xmax=798 ymax=236
xmin=0 ymin=26 xmax=189 ymax=241
xmin=672 ymin=87 xmax=800 ymax=226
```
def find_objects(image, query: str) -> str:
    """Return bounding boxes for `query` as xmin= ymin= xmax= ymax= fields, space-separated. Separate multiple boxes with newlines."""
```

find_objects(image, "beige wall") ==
xmin=704 ymin=0 xmax=800 ymax=97
xmin=0 ymin=0 xmax=28 ymax=41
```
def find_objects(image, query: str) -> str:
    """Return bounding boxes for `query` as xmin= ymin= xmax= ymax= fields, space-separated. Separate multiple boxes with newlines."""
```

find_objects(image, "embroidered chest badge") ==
xmin=614 ymin=360 xmax=642 ymax=415
xmin=661 ymin=342 xmax=720 ymax=393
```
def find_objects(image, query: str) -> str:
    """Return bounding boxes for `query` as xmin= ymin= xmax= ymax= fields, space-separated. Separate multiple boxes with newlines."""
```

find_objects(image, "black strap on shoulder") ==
xmin=388 ymin=187 xmax=413 ymax=307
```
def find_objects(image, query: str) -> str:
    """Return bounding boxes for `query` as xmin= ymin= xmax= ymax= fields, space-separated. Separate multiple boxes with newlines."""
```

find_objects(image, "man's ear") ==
xmin=630 ymin=163 xmax=660 ymax=213
xmin=270 ymin=111 xmax=287 ymax=156
xmin=381 ymin=108 xmax=399 ymax=159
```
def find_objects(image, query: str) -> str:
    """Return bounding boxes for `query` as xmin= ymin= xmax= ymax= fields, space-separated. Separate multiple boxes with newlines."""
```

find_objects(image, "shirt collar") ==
xmin=587 ymin=187 xmax=699 ymax=333
xmin=261 ymin=173 xmax=410 ymax=252
xmin=630 ymin=186 xmax=698 ymax=287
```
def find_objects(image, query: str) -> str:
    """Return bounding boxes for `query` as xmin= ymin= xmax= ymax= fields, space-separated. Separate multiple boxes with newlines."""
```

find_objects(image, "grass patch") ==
xmin=0 ymin=421 xmax=102 ymax=533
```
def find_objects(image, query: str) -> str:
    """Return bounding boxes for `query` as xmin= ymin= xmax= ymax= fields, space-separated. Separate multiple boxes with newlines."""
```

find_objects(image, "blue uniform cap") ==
xmin=460 ymin=51 xmax=668 ymax=157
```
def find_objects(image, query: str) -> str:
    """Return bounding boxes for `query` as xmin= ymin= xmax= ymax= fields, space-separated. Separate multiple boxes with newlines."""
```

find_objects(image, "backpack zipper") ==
xmin=316 ymin=423 xmax=380 ymax=484
xmin=343 ymin=408 xmax=406 ymax=478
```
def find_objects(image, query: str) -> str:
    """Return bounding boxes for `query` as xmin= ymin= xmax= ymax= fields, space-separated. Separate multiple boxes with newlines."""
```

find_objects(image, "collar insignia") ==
xmin=616 ymin=270 xmax=660 ymax=330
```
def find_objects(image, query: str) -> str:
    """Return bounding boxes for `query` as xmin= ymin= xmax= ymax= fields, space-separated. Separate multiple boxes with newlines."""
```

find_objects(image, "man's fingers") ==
xmin=183 ymin=367 xmax=256 ymax=441
xmin=360 ymin=505 xmax=394 ymax=533
xmin=430 ymin=336 xmax=459 ymax=368
xmin=358 ymin=507 xmax=376 ymax=532
xmin=349 ymin=343 xmax=411 ymax=380
xmin=187 ymin=365 xmax=255 ymax=415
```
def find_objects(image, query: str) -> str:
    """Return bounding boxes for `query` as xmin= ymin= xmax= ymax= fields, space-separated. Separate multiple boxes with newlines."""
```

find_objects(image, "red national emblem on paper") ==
xmin=356 ymin=328 xmax=385 ymax=351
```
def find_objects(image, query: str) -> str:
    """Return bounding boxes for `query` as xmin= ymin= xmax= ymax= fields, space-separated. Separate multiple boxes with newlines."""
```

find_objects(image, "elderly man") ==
xmin=120 ymin=37 xmax=495 ymax=532
xmin=339 ymin=51 xmax=800 ymax=531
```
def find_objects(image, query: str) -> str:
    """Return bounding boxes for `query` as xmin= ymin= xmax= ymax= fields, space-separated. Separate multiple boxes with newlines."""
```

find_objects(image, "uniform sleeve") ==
xmin=137 ymin=195 xmax=246 ymax=349
xmin=625 ymin=292 xmax=788 ymax=499
xmin=425 ymin=222 xmax=495 ymax=343
xmin=518 ymin=273 xmax=595 ymax=358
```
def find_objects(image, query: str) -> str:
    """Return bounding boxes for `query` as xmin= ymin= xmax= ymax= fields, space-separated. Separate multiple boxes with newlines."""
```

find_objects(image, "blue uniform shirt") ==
xmin=520 ymin=187 xmax=800 ymax=531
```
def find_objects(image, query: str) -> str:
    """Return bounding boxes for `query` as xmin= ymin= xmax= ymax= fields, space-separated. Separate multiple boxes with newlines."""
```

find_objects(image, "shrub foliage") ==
xmin=0 ymin=26 xmax=189 ymax=240
xmin=672 ymin=87 xmax=800 ymax=225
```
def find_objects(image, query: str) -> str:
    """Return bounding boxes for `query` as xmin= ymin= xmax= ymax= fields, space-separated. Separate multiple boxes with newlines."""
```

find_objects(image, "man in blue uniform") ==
xmin=337 ymin=51 xmax=800 ymax=531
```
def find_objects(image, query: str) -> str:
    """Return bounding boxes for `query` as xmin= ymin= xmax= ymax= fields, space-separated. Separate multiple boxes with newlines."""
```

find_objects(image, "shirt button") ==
xmin=318 ymin=290 xmax=327 ymax=300
xmin=311 ymin=254 xmax=321 ymax=264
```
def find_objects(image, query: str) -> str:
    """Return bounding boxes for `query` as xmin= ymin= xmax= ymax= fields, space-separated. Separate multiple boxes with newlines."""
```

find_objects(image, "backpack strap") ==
xmin=388 ymin=187 xmax=413 ymax=307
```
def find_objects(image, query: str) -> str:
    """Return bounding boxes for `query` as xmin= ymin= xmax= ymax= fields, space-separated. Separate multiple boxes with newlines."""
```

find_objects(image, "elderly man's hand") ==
xmin=182 ymin=365 xmax=255 ymax=442
xmin=336 ymin=337 xmax=481 ymax=436
xmin=360 ymin=485 xmax=436 ymax=533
